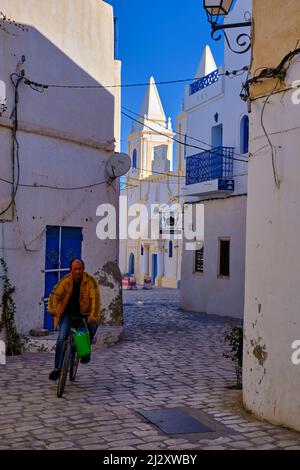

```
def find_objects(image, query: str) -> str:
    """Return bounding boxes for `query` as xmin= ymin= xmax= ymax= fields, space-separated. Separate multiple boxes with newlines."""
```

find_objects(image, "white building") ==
xmin=243 ymin=0 xmax=300 ymax=431
xmin=0 ymin=0 xmax=122 ymax=337
xmin=179 ymin=1 xmax=251 ymax=318
xmin=119 ymin=77 xmax=184 ymax=288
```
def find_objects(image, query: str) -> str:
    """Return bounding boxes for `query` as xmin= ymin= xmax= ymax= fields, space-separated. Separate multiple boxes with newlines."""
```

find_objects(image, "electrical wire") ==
xmin=240 ymin=47 xmax=300 ymax=188
xmin=122 ymin=106 xmax=249 ymax=160
xmin=23 ymin=72 xmax=249 ymax=173
xmin=122 ymin=110 xmax=249 ymax=164
xmin=0 ymin=159 xmax=246 ymax=189
xmin=126 ymin=170 xmax=248 ymax=186
xmin=133 ymin=167 xmax=185 ymax=179
xmin=23 ymin=66 xmax=248 ymax=90
xmin=241 ymin=47 xmax=300 ymax=101
xmin=127 ymin=176 xmax=183 ymax=185
xmin=0 ymin=174 xmax=111 ymax=190
xmin=0 ymin=73 xmax=23 ymax=217
xmin=0 ymin=75 xmax=248 ymax=193
xmin=260 ymin=80 xmax=281 ymax=189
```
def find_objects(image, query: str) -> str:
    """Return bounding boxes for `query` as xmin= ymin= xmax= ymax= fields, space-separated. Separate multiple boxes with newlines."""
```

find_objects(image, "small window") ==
xmin=132 ymin=149 xmax=137 ymax=169
xmin=169 ymin=241 xmax=173 ymax=258
xmin=219 ymin=238 xmax=230 ymax=278
xmin=194 ymin=247 xmax=204 ymax=273
xmin=141 ymin=245 xmax=144 ymax=256
xmin=240 ymin=116 xmax=249 ymax=154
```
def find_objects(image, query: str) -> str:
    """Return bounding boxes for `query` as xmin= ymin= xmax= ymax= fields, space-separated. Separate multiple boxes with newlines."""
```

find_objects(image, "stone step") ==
xmin=23 ymin=326 xmax=124 ymax=353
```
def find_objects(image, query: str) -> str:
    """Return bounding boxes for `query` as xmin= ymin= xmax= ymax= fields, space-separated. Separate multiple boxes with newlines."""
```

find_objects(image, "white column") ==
xmin=167 ymin=140 xmax=173 ymax=172
xmin=144 ymin=247 xmax=149 ymax=275
xmin=139 ymin=246 xmax=144 ymax=275
xmin=142 ymin=138 xmax=147 ymax=178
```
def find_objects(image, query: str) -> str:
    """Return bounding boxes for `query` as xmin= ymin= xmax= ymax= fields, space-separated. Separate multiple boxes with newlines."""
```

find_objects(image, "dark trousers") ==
xmin=54 ymin=315 xmax=98 ymax=369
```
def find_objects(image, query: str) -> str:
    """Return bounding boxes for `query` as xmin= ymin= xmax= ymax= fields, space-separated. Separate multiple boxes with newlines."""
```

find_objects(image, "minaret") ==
xmin=139 ymin=76 xmax=166 ymax=128
xmin=195 ymin=45 xmax=217 ymax=78
xmin=127 ymin=76 xmax=175 ymax=180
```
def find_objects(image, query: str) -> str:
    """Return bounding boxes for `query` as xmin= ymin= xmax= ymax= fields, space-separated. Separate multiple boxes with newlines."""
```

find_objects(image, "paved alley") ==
xmin=1 ymin=288 xmax=300 ymax=450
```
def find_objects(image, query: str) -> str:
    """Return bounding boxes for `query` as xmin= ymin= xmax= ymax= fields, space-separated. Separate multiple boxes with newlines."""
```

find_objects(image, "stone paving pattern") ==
xmin=1 ymin=288 xmax=300 ymax=450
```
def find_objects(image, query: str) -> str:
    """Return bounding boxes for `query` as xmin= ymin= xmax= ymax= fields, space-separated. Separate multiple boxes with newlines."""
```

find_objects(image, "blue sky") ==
xmin=106 ymin=0 xmax=225 ymax=162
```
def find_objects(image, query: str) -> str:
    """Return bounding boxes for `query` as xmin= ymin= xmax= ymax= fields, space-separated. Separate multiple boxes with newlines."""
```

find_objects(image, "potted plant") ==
xmin=223 ymin=324 xmax=243 ymax=389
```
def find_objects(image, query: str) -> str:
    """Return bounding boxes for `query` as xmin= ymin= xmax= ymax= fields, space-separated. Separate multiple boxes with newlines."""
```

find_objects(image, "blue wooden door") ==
xmin=43 ymin=226 xmax=82 ymax=330
xmin=152 ymin=254 xmax=158 ymax=284
xmin=129 ymin=253 xmax=135 ymax=276
xmin=212 ymin=124 xmax=223 ymax=148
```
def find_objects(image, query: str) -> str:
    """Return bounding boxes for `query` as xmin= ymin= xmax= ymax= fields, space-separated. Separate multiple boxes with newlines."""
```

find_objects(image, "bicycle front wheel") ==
xmin=70 ymin=353 xmax=79 ymax=382
xmin=57 ymin=341 xmax=71 ymax=398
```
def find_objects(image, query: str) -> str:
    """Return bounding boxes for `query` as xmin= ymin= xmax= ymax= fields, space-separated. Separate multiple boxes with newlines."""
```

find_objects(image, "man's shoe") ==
xmin=49 ymin=369 xmax=61 ymax=381
xmin=80 ymin=354 xmax=91 ymax=364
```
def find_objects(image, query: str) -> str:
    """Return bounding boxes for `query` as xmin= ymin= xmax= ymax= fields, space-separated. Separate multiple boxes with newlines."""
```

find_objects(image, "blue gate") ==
xmin=43 ymin=226 xmax=82 ymax=330
xmin=128 ymin=253 xmax=135 ymax=276
xmin=152 ymin=254 xmax=158 ymax=285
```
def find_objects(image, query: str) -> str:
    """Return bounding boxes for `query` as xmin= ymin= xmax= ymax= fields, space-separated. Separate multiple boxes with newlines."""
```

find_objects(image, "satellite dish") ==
xmin=105 ymin=152 xmax=131 ymax=179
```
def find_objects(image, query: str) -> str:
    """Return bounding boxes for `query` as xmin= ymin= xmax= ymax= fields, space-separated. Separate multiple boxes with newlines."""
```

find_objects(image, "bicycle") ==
xmin=57 ymin=319 xmax=85 ymax=398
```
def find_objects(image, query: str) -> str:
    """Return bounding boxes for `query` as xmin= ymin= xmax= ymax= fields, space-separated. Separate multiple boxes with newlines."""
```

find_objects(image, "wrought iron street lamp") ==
xmin=203 ymin=0 xmax=252 ymax=54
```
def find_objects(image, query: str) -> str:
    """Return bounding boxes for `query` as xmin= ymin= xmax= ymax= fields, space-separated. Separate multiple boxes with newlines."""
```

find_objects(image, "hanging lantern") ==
xmin=203 ymin=0 xmax=234 ymax=18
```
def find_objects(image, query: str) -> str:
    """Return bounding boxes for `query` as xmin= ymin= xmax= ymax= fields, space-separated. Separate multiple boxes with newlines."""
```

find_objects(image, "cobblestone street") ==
xmin=1 ymin=288 xmax=300 ymax=450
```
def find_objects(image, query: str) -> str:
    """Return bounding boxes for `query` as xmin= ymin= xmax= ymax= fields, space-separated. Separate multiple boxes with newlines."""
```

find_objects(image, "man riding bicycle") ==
xmin=48 ymin=259 xmax=100 ymax=381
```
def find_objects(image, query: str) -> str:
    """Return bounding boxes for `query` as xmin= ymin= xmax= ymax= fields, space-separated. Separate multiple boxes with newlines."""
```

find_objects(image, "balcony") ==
xmin=190 ymin=69 xmax=219 ymax=95
xmin=183 ymin=147 xmax=235 ymax=198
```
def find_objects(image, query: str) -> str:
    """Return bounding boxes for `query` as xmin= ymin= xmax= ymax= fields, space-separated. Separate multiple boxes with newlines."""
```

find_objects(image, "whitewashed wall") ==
xmin=0 ymin=0 xmax=121 ymax=333
xmin=180 ymin=196 xmax=246 ymax=317
xmin=243 ymin=58 xmax=300 ymax=430
xmin=180 ymin=0 xmax=251 ymax=316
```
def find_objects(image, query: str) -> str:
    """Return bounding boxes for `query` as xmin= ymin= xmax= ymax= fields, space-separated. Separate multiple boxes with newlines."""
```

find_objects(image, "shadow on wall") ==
xmin=0 ymin=21 xmax=115 ymax=143
xmin=94 ymin=261 xmax=124 ymax=327
xmin=0 ymin=20 xmax=122 ymax=331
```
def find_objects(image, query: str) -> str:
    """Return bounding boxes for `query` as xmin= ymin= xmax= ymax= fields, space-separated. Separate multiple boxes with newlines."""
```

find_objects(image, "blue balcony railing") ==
xmin=190 ymin=69 xmax=219 ymax=95
xmin=186 ymin=147 xmax=234 ymax=186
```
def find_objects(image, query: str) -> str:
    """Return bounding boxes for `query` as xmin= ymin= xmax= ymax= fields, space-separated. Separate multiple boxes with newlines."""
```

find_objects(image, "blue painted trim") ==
xmin=186 ymin=147 xmax=234 ymax=185
xmin=190 ymin=69 xmax=219 ymax=95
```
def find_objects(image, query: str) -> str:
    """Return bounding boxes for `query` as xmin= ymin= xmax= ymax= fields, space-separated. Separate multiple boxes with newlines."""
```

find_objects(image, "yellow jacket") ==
xmin=48 ymin=272 xmax=100 ymax=329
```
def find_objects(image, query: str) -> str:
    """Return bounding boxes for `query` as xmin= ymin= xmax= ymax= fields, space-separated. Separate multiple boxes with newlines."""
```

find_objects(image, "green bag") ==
xmin=74 ymin=326 xmax=91 ymax=357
